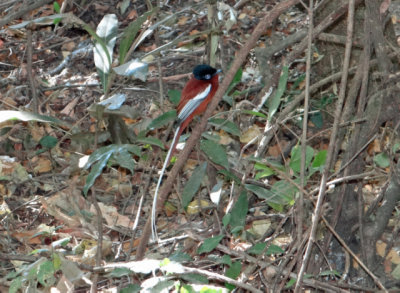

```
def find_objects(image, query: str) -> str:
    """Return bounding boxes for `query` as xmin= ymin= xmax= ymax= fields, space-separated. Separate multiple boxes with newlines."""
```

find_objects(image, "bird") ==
xmin=151 ymin=64 xmax=221 ymax=241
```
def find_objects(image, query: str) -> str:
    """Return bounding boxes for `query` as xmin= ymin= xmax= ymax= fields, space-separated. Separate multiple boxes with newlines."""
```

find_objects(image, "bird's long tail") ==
xmin=151 ymin=125 xmax=182 ymax=241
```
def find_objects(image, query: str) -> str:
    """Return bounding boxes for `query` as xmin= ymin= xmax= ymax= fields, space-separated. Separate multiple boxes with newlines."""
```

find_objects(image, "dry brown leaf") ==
xmin=33 ymin=157 xmax=52 ymax=173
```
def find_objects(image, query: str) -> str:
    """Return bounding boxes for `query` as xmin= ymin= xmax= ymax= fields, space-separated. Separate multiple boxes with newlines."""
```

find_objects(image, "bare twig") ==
xmin=0 ymin=0 xmax=54 ymax=28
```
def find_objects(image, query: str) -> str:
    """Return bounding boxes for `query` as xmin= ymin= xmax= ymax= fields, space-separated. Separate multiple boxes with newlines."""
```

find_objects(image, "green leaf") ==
xmin=93 ymin=14 xmax=118 ymax=92
xmin=168 ymin=89 xmax=181 ymax=106
xmin=222 ymin=213 xmax=231 ymax=227
xmin=247 ymin=243 xmax=267 ymax=255
xmin=218 ymin=169 xmax=241 ymax=184
xmin=111 ymin=148 xmax=135 ymax=173
xmin=218 ymin=255 xmax=232 ymax=266
xmin=245 ymin=182 xmax=296 ymax=211
xmin=227 ymin=67 xmax=242 ymax=94
xmin=148 ymin=110 xmax=177 ymax=130
xmin=200 ymin=139 xmax=229 ymax=169
xmin=38 ymin=260 xmax=56 ymax=287
xmin=208 ymin=118 xmax=240 ymax=136
xmin=229 ymin=192 xmax=248 ymax=233
xmin=53 ymin=1 xmax=60 ymax=13
xmin=254 ymin=162 xmax=274 ymax=180
xmin=39 ymin=136 xmax=58 ymax=149
xmin=136 ymin=136 xmax=165 ymax=149
xmin=182 ymin=162 xmax=207 ymax=209
xmin=52 ymin=2 xmax=61 ymax=24
xmin=197 ymin=235 xmax=224 ymax=254
xmin=181 ymin=273 xmax=209 ymax=284
xmin=266 ymin=244 xmax=284 ymax=255
xmin=242 ymin=110 xmax=267 ymax=119
xmin=289 ymin=145 xmax=314 ymax=174
xmin=310 ymin=110 xmax=323 ymax=128
xmin=119 ymin=9 xmax=156 ymax=63
xmin=225 ymin=261 xmax=241 ymax=290
xmin=83 ymin=145 xmax=139 ymax=196
xmin=9 ymin=276 xmax=23 ymax=293
xmin=374 ymin=152 xmax=390 ymax=168
xmin=120 ymin=284 xmax=141 ymax=293
xmin=169 ymin=251 xmax=192 ymax=263
xmin=84 ymin=152 xmax=112 ymax=196
xmin=0 ymin=110 xmax=66 ymax=125
xmin=311 ymin=149 xmax=327 ymax=171
xmin=267 ymin=65 xmax=288 ymax=120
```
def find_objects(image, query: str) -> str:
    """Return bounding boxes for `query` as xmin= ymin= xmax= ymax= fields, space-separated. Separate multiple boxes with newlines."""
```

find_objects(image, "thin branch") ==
xmin=295 ymin=0 xmax=358 ymax=291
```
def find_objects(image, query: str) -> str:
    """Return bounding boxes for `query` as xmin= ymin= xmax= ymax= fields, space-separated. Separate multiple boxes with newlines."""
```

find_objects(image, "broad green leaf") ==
xmin=148 ymin=110 xmax=177 ymax=130
xmin=53 ymin=2 xmax=60 ymax=13
xmin=169 ymin=251 xmax=192 ymax=263
xmin=93 ymin=14 xmax=118 ymax=92
xmin=311 ymin=149 xmax=327 ymax=171
xmin=225 ymin=261 xmax=241 ymax=290
xmin=120 ymin=284 xmax=141 ymax=293
xmin=266 ymin=244 xmax=284 ymax=255
xmin=107 ymin=267 xmax=133 ymax=278
xmin=267 ymin=65 xmax=288 ymax=120
xmin=374 ymin=152 xmax=390 ymax=168
xmin=218 ymin=170 xmax=241 ymax=184
xmin=217 ymin=255 xmax=232 ymax=266
xmin=181 ymin=273 xmax=209 ymax=284
xmin=182 ymin=162 xmax=207 ymax=209
xmin=0 ymin=110 xmax=65 ymax=125
xmin=208 ymin=118 xmax=240 ymax=136
xmin=310 ymin=110 xmax=323 ymax=128
xmin=245 ymin=182 xmax=295 ymax=211
xmin=9 ymin=276 xmax=23 ymax=293
xmin=222 ymin=213 xmax=231 ymax=227
xmin=84 ymin=145 xmax=115 ymax=169
xmin=53 ymin=2 xmax=61 ymax=25
xmin=227 ymin=67 xmax=242 ymax=94
xmin=168 ymin=89 xmax=181 ymax=106
xmin=84 ymin=152 xmax=112 ymax=196
xmin=247 ymin=243 xmax=267 ymax=255
xmin=197 ymin=235 xmax=224 ymax=254
xmin=83 ymin=145 xmax=139 ymax=195
xmin=39 ymin=136 xmax=58 ymax=149
xmin=289 ymin=145 xmax=314 ymax=174
xmin=119 ymin=9 xmax=156 ymax=63
xmin=229 ymin=191 xmax=248 ymax=233
xmin=254 ymin=162 xmax=274 ymax=179
xmin=37 ymin=260 xmax=56 ymax=287
xmin=200 ymin=139 xmax=229 ymax=169
xmin=112 ymin=148 xmax=135 ymax=173
xmin=136 ymin=136 xmax=164 ymax=149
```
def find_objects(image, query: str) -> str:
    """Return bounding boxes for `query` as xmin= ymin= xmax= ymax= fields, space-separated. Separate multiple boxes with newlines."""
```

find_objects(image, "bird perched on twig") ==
xmin=152 ymin=64 xmax=221 ymax=241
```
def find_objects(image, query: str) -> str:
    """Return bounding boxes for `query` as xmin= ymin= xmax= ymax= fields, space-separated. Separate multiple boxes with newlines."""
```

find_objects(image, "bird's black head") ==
xmin=193 ymin=64 xmax=220 ymax=81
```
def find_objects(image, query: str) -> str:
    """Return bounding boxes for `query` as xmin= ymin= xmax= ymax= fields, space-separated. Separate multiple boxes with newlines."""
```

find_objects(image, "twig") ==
xmin=0 ymin=0 xmax=54 ymax=28
xmin=183 ymin=266 xmax=262 ymax=293
xmin=90 ymin=187 xmax=103 ymax=293
xmin=298 ymin=0 xmax=314 ymax=249
xmin=26 ymin=26 xmax=38 ymax=113
xmin=295 ymin=1 xmax=381 ymax=291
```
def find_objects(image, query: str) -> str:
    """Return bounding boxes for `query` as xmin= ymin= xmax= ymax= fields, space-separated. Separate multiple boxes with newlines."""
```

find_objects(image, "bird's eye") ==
xmin=204 ymin=74 xmax=211 ymax=80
